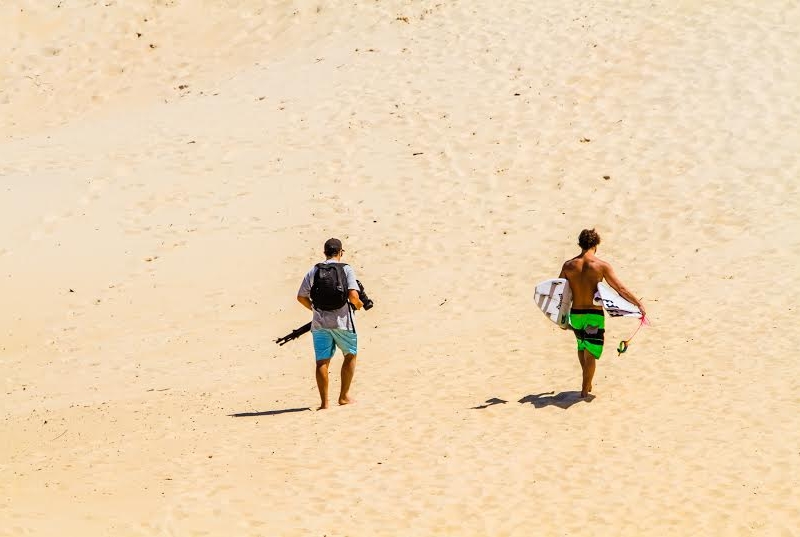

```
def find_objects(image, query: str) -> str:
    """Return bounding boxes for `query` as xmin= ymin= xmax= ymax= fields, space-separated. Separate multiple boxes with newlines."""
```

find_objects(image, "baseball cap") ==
xmin=324 ymin=238 xmax=343 ymax=256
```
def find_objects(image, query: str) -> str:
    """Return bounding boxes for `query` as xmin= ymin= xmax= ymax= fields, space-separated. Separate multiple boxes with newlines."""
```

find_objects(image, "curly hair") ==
xmin=578 ymin=228 xmax=601 ymax=250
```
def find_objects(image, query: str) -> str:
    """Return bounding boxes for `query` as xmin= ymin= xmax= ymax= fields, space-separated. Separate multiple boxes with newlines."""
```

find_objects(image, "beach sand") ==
xmin=2 ymin=1 xmax=799 ymax=535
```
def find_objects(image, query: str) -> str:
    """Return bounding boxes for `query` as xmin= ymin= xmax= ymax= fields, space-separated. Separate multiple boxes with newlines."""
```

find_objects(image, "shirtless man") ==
xmin=559 ymin=229 xmax=646 ymax=398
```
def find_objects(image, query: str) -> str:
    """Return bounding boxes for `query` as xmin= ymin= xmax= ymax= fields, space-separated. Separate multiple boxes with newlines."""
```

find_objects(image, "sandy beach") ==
xmin=2 ymin=1 xmax=799 ymax=535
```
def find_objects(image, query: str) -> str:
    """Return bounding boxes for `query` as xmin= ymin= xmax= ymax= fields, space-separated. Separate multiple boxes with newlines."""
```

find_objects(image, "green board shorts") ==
xmin=569 ymin=309 xmax=605 ymax=359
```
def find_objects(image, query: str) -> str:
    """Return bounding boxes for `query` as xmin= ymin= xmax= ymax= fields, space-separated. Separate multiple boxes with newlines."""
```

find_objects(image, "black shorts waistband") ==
xmin=570 ymin=308 xmax=605 ymax=316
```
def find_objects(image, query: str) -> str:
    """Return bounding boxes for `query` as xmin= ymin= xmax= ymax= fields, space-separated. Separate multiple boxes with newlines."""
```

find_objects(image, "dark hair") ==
xmin=578 ymin=228 xmax=601 ymax=250
xmin=324 ymin=238 xmax=343 ymax=257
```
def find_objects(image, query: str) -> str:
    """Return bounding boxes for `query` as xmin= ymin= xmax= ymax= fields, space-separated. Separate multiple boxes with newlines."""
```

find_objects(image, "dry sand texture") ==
xmin=2 ymin=1 xmax=799 ymax=535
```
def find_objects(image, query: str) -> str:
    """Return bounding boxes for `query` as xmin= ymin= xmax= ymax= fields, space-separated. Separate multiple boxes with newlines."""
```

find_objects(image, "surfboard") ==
xmin=594 ymin=282 xmax=642 ymax=318
xmin=533 ymin=278 xmax=572 ymax=329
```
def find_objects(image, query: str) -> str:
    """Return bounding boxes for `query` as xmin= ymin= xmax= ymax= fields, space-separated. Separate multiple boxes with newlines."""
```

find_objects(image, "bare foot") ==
xmin=317 ymin=402 xmax=329 ymax=410
xmin=338 ymin=396 xmax=355 ymax=406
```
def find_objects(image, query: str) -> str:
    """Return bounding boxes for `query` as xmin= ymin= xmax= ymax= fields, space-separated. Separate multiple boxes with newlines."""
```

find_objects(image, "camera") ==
xmin=356 ymin=280 xmax=374 ymax=310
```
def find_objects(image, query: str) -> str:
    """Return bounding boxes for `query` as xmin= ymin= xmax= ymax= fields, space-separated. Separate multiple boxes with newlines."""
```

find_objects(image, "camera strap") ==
xmin=348 ymin=300 xmax=356 ymax=335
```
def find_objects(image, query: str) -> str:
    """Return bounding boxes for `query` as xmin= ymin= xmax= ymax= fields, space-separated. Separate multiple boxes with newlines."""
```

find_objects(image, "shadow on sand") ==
xmin=229 ymin=407 xmax=311 ymax=417
xmin=518 ymin=391 xmax=594 ymax=409
xmin=471 ymin=397 xmax=509 ymax=409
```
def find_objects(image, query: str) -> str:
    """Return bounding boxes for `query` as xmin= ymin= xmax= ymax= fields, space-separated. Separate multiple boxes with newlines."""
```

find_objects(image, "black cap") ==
xmin=324 ymin=238 xmax=343 ymax=256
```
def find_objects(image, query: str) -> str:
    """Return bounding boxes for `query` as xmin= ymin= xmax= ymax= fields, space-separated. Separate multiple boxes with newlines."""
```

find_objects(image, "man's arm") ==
xmin=558 ymin=258 xmax=572 ymax=279
xmin=348 ymin=289 xmax=363 ymax=310
xmin=602 ymin=263 xmax=646 ymax=316
xmin=344 ymin=265 xmax=363 ymax=310
xmin=297 ymin=295 xmax=313 ymax=310
xmin=297 ymin=270 xmax=314 ymax=310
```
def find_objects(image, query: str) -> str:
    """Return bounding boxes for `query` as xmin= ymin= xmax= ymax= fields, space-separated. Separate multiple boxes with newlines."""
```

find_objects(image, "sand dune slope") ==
xmin=2 ymin=1 xmax=799 ymax=536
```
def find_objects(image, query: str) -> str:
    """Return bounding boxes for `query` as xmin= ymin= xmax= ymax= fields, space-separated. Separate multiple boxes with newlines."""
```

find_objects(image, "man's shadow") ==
xmin=518 ymin=391 xmax=594 ymax=409
xmin=229 ymin=407 xmax=311 ymax=417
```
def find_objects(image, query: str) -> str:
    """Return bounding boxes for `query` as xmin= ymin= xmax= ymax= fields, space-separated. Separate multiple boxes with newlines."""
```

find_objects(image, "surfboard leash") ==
xmin=617 ymin=315 xmax=649 ymax=356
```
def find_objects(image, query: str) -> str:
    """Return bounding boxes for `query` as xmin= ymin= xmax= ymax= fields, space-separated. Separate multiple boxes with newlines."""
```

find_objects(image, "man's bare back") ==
xmin=559 ymin=251 xmax=645 ymax=315
xmin=560 ymin=253 xmax=605 ymax=310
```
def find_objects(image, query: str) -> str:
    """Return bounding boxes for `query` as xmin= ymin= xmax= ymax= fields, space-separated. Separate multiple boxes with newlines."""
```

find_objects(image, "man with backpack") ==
xmin=297 ymin=238 xmax=363 ymax=409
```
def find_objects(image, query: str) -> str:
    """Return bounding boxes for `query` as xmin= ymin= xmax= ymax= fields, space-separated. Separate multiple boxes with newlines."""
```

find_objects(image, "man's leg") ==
xmin=312 ymin=330 xmax=336 ymax=410
xmin=581 ymin=349 xmax=596 ymax=398
xmin=339 ymin=354 xmax=357 ymax=405
xmin=315 ymin=359 xmax=331 ymax=410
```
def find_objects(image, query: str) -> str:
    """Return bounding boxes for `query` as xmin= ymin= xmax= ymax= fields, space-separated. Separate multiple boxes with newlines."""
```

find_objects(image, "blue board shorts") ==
xmin=312 ymin=329 xmax=357 ymax=361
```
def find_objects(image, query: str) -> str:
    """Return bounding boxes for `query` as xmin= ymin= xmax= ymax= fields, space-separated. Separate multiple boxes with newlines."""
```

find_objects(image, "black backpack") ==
xmin=310 ymin=263 xmax=349 ymax=311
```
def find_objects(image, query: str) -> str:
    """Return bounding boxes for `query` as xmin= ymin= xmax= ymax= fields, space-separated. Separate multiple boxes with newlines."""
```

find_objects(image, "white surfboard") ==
xmin=534 ymin=278 xmax=572 ymax=329
xmin=594 ymin=282 xmax=642 ymax=318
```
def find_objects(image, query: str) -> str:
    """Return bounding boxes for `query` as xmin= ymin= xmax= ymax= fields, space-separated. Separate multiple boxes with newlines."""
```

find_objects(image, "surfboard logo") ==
xmin=594 ymin=283 xmax=642 ymax=318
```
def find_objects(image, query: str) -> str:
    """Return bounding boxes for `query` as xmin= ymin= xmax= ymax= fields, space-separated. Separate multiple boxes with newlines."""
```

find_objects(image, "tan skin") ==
xmin=559 ymin=246 xmax=645 ymax=398
xmin=297 ymin=250 xmax=363 ymax=410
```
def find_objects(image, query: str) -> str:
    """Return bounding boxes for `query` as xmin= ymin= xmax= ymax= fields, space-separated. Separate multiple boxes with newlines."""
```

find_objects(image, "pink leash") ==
xmin=617 ymin=315 xmax=649 ymax=356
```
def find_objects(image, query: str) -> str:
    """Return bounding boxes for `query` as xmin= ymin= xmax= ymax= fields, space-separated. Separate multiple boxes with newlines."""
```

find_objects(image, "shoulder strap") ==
xmin=311 ymin=262 xmax=325 ymax=285
xmin=348 ymin=302 xmax=356 ymax=335
xmin=332 ymin=263 xmax=356 ymax=333
xmin=334 ymin=263 xmax=349 ymax=286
